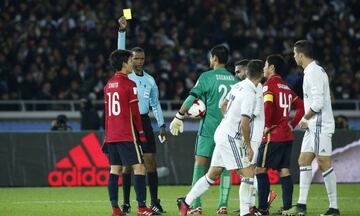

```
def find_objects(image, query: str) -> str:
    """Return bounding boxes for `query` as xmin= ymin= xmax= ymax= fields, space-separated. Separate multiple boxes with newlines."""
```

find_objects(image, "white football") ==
xmin=187 ymin=99 xmax=206 ymax=119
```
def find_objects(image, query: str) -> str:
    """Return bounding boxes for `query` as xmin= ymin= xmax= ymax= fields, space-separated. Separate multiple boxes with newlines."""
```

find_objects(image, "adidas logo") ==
xmin=48 ymin=133 xmax=116 ymax=186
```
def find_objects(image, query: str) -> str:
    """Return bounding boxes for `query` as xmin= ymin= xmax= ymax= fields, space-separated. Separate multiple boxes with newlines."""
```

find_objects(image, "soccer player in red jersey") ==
xmin=255 ymin=54 xmax=304 ymax=215
xmin=104 ymin=49 xmax=154 ymax=216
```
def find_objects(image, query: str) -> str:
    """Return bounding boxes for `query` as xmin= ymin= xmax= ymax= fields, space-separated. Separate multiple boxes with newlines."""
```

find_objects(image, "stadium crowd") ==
xmin=1 ymin=0 xmax=359 ymax=102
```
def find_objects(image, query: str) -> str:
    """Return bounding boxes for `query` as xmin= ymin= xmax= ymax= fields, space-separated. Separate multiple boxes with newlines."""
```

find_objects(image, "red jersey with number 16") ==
xmin=104 ymin=72 xmax=141 ymax=143
xmin=262 ymin=75 xmax=304 ymax=142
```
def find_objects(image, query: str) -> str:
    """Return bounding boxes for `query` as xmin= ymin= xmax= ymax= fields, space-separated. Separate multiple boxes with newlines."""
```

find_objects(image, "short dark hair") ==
xmin=247 ymin=59 xmax=264 ymax=79
xmin=109 ymin=49 xmax=133 ymax=71
xmin=210 ymin=45 xmax=229 ymax=64
xmin=131 ymin=47 xmax=145 ymax=53
xmin=266 ymin=54 xmax=285 ymax=75
xmin=294 ymin=40 xmax=314 ymax=59
xmin=234 ymin=59 xmax=250 ymax=67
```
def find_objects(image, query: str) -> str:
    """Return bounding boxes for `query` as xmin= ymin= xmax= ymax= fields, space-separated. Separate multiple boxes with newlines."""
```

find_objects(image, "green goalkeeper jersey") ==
xmin=190 ymin=67 xmax=237 ymax=137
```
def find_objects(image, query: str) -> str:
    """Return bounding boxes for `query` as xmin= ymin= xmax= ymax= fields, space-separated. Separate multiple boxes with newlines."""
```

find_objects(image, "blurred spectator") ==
xmin=80 ymin=98 xmax=100 ymax=130
xmin=50 ymin=114 xmax=72 ymax=131
xmin=335 ymin=115 xmax=351 ymax=130
xmin=0 ymin=0 xmax=359 ymax=102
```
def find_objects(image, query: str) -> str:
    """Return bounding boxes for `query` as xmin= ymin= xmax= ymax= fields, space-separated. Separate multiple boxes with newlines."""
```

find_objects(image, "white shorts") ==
xmin=301 ymin=130 xmax=332 ymax=156
xmin=212 ymin=131 xmax=251 ymax=170
xmin=251 ymin=140 xmax=261 ymax=164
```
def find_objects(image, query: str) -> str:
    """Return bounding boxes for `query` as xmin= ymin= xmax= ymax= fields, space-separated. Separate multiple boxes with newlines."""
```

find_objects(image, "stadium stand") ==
xmin=1 ymin=0 xmax=359 ymax=102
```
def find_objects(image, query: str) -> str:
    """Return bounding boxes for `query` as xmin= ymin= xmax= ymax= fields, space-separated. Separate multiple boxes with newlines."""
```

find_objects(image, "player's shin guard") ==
xmin=218 ymin=169 xmax=231 ymax=208
xmin=256 ymin=173 xmax=270 ymax=210
xmin=240 ymin=178 xmax=253 ymax=216
xmin=134 ymin=174 xmax=147 ymax=208
xmin=323 ymin=167 xmax=338 ymax=209
xmin=280 ymin=175 xmax=293 ymax=210
xmin=298 ymin=166 xmax=312 ymax=205
xmin=122 ymin=173 xmax=131 ymax=205
xmin=185 ymin=174 xmax=214 ymax=206
xmin=108 ymin=173 xmax=119 ymax=208
xmin=191 ymin=164 xmax=205 ymax=208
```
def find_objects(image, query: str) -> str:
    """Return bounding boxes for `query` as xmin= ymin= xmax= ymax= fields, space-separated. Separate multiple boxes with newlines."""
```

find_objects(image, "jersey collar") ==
xmin=244 ymin=78 xmax=257 ymax=91
xmin=115 ymin=72 xmax=128 ymax=78
xmin=304 ymin=61 xmax=316 ymax=74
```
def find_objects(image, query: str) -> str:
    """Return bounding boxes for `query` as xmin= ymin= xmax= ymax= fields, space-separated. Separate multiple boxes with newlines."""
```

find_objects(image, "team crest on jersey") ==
xmin=263 ymin=86 xmax=268 ymax=92
xmin=133 ymin=87 xmax=137 ymax=95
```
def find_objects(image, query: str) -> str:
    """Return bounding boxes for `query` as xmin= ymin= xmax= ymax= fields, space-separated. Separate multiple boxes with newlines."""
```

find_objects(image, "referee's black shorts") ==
xmin=135 ymin=114 xmax=157 ymax=153
xmin=256 ymin=140 xmax=293 ymax=170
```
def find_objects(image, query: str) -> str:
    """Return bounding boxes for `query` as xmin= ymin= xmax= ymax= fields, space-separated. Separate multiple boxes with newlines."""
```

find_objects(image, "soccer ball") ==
xmin=187 ymin=99 xmax=206 ymax=119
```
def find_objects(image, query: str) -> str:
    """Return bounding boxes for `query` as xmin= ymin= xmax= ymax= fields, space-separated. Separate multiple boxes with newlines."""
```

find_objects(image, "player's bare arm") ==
xmin=300 ymin=109 xmax=316 ymax=129
xmin=220 ymin=99 xmax=228 ymax=115
xmin=118 ymin=16 xmax=127 ymax=31
xmin=241 ymin=115 xmax=253 ymax=161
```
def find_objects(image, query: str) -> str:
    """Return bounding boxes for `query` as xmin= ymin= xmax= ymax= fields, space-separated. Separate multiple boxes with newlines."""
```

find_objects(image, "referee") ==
xmin=117 ymin=16 xmax=166 ymax=215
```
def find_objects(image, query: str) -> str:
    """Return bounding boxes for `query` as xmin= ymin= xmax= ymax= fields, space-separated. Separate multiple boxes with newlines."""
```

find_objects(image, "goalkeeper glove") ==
xmin=170 ymin=112 xmax=184 ymax=136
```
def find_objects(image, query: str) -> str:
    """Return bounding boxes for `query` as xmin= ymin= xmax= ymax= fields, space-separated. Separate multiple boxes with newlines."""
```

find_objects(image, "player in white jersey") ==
xmin=177 ymin=60 xmax=264 ymax=216
xmin=230 ymin=60 xmax=277 ymax=215
xmin=293 ymin=40 xmax=339 ymax=216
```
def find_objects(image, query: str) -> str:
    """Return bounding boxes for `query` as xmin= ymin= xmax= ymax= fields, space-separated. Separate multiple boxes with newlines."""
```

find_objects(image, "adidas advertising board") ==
xmin=0 ymin=131 xmax=359 ymax=186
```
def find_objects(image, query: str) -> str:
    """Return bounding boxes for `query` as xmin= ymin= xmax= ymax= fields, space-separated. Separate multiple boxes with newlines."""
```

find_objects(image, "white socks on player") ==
xmin=185 ymin=174 xmax=214 ymax=206
xmin=298 ymin=166 xmax=312 ymax=205
xmin=323 ymin=167 xmax=338 ymax=209
xmin=240 ymin=177 xmax=254 ymax=216
xmin=250 ymin=176 xmax=257 ymax=207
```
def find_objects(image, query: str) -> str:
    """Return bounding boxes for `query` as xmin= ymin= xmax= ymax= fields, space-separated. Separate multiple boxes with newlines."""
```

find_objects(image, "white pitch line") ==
xmin=11 ymin=197 xmax=360 ymax=205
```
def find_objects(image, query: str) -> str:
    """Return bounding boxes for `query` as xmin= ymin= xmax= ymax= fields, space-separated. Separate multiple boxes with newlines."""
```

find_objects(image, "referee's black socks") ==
xmin=147 ymin=171 xmax=159 ymax=204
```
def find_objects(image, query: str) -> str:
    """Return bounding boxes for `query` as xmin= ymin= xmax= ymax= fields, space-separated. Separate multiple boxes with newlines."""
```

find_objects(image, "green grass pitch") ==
xmin=0 ymin=184 xmax=359 ymax=215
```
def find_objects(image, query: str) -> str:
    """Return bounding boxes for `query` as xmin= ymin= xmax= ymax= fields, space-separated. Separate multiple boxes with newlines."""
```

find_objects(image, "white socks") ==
xmin=323 ymin=167 xmax=338 ymax=209
xmin=298 ymin=166 xmax=312 ymax=204
xmin=185 ymin=174 xmax=214 ymax=205
xmin=240 ymin=178 xmax=254 ymax=216
xmin=250 ymin=176 xmax=257 ymax=207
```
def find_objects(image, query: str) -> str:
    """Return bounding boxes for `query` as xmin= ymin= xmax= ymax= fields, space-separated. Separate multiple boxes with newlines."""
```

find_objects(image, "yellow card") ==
xmin=123 ymin=8 xmax=132 ymax=20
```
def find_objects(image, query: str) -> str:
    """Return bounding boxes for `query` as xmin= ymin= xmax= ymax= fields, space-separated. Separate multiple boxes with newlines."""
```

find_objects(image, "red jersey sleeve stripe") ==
xmin=129 ymin=99 xmax=138 ymax=103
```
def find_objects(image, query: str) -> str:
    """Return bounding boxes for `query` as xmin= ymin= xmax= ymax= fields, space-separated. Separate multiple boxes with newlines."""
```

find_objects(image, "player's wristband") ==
xmin=175 ymin=112 xmax=185 ymax=120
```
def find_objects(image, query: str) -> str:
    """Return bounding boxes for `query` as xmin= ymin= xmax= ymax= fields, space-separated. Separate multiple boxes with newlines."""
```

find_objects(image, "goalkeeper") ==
xmin=170 ymin=44 xmax=237 ymax=215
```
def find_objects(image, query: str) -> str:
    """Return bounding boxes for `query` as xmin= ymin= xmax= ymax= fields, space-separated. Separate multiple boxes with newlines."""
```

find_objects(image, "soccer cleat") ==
xmin=267 ymin=190 xmax=277 ymax=206
xmin=112 ymin=207 xmax=124 ymax=216
xmin=296 ymin=203 xmax=307 ymax=216
xmin=254 ymin=208 xmax=269 ymax=215
xmin=216 ymin=207 xmax=228 ymax=214
xmin=137 ymin=207 xmax=154 ymax=216
xmin=150 ymin=199 xmax=165 ymax=215
xmin=281 ymin=206 xmax=297 ymax=216
xmin=177 ymin=197 xmax=189 ymax=216
xmin=121 ymin=204 xmax=131 ymax=214
xmin=320 ymin=208 xmax=340 ymax=216
xmin=187 ymin=207 xmax=203 ymax=215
